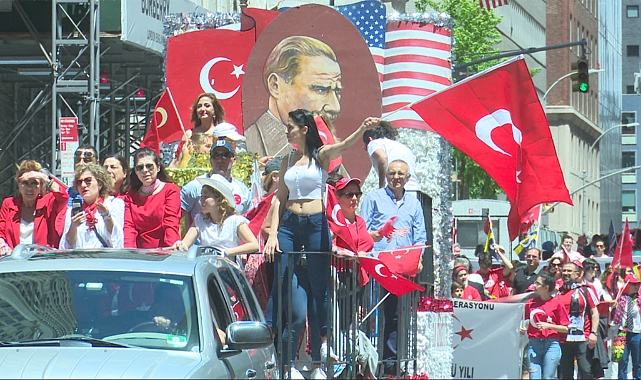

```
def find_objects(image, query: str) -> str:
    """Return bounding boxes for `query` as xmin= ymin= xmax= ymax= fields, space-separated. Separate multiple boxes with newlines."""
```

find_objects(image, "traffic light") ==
xmin=571 ymin=56 xmax=589 ymax=93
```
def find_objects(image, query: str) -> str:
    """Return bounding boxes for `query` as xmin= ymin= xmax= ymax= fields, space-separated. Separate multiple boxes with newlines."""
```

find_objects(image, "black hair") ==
xmin=478 ymin=252 xmax=492 ymax=267
xmin=583 ymin=258 xmax=598 ymax=273
xmin=362 ymin=120 xmax=399 ymax=146
xmin=537 ymin=271 xmax=556 ymax=292
xmin=289 ymin=109 xmax=323 ymax=167
xmin=103 ymin=153 xmax=130 ymax=194
xmin=128 ymin=147 xmax=174 ymax=191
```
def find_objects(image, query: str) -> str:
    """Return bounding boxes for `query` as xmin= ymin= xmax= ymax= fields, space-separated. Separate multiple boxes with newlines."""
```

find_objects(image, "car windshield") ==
xmin=0 ymin=270 xmax=199 ymax=352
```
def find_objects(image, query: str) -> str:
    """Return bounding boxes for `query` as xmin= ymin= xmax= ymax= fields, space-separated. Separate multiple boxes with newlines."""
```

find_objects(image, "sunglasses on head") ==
xmin=75 ymin=177 xmax=93 ymax=187
xmin=211 ymin=152 xmax=232 ymax=160
xmin=134 ymin=163 xmax=155 ymax=172
xmin=341 ymin=191 xmax=363 ymax=198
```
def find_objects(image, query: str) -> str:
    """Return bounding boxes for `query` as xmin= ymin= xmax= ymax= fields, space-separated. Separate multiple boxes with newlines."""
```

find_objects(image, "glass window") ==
xmin=623 ymin=151 xmax=636 ymax=168
xmin=627 ymin=85 xmax=636 ymax=95
xmin=623 ymin=112 xmax=637 ymax=135
xmin=628 ymin=5 xmax=639 ymax=18
xmin=0 ymin=271 xmax=200 ymax=351
xmin=623 ymin=190 xmax=636 ymax=213
xmin=628 ymin=45 xmax=640 ymax=57
xmin=457 ymin=219 xmax=499 ymax=249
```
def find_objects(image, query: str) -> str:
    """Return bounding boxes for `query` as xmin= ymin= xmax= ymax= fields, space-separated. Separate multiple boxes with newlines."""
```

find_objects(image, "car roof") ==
xmin=0 ymin=247 xmax=215 ymax=276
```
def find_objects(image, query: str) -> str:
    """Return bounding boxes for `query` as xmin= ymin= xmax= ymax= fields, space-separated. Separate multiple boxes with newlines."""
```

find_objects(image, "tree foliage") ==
xmin=415 ymin=0 xmax=505 ymax=199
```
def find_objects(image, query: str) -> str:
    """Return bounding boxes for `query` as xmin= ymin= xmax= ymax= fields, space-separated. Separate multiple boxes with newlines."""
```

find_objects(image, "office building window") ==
xmin=628 ymin=5 xmax=639 ymax=18
xmin=623 ymin=151 xmax=636 ymax=168
xmin=628 ymin=86 xmax=636 ymax=94
xmin=628 ymin=45 xmax=640 ymax=57
xmin=623 ymin=190 xmax=636 ymax=213
xmin=623 ymin=112 xmax=637 ymax=134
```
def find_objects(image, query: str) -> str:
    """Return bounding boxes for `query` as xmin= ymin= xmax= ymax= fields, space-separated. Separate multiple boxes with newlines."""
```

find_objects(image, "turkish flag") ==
xmin=410 ymin=57 xmax=572 ymax=240
xmin=166 ymin=28 xmax=255 ymax=142
xmin=358 ymin=256 xmax=424 ymax=297
xmin=377 ymin=245 xmax=425 ymax=278
xmin=240 ymin=7 xmax=279 ymax=41
xmin=140 ymin=115 xmax=160 ymax=155
xmin=325 ymin=185 xmax=357 ymax=253
xmin=520 ymin=204 xmax=542 ymax=234
xmin=243 ymin=192 xmax=275 ymax=238
xmin=613 ymin=219 xmax=634 ymax=268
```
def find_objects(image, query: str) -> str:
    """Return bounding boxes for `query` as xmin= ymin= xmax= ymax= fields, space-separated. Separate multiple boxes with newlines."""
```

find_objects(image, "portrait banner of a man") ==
xmin=242 ymin=4 xmax=382 ymax=178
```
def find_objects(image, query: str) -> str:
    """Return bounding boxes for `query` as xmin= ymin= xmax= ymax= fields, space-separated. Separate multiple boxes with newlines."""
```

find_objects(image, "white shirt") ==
xmin=181 ymin=173 xmax=251 ymax=220
xmin=194 ymin=214 xmax=249 ymax=250
xmin=367 ymin=138 xmax=419 ymax=191
xmin=60 ymin=196 xmax=125 ymax=249
xmin=19 ymin=219 xmax=34 ymax=244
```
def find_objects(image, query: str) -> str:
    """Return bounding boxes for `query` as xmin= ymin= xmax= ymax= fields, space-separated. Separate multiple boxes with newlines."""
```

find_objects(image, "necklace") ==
xmin=140 ymin=179 xmax=161 ymax=195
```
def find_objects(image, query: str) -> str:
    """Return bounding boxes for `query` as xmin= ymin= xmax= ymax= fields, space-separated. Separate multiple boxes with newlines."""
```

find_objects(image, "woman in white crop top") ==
xmin=263 ymin=109 xmax=379 ymax=373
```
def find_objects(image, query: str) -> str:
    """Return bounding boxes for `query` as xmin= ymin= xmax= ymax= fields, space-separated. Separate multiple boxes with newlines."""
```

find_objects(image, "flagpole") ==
xmin=165 ymin=87 xmax=189 ymax=141
xmin=382 ymin=56 xmax=524 ymax=120
xmin=359 ymin=292 xmax=391 ymax=325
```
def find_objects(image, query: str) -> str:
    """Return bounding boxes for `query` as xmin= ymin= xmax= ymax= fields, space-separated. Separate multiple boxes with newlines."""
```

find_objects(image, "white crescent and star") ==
xmin=529 ymin=308 xmax=545 ymax=328
xmin=199 ymin=57 xmax=244 ymax=100
xmin=331 ymin=204 xmax=345 ymax=227
xmin=155 ymin=107 xmax=168 ymax=129
xmin=374 ymin=263 xmax=387 ymax=278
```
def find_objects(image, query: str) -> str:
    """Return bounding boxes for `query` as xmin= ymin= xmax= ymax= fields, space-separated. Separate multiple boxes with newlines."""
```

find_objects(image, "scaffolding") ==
xmin=0 ymin=0 xmax=165 ymax=196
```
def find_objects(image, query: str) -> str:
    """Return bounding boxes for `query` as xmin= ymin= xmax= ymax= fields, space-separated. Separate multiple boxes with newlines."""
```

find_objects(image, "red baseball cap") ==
xmin=625 ymin=274 xmax=641 ymax=284
xmin=335 ymin=177 xmax=362 ymax=190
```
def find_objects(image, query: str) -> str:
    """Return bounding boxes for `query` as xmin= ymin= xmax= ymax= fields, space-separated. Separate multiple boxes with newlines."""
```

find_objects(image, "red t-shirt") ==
xmin=525 ymin=296 xmax=570 ymax=340
xmin=477 ymin=267 xmax=512 ymax=298
xmin=463 ymin=285 xmax=482 ymax=301
xmin=124 ymin=183 xmax=181 ymax=248
xmin=556 ymin=285 xmax=599 ymax=341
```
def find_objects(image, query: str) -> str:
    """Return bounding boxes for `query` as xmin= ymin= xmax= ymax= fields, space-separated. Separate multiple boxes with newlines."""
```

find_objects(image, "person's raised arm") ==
xmin=371 ymin=148 xmax=389 ymax=188
xmin=319 ymin=117 xmax=380 ymax=164
xmin=493 ymin=244 xmax=514 ymax=277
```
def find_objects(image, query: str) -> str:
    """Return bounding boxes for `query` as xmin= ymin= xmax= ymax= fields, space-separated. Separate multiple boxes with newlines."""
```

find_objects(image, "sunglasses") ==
xmin=341 ymin=191 xmax=363 ymax=198
xmin=211 ymin=152 xmax=232 ymax=160
xmin=596 ymin=245 xmax=605 ymax=248
xmin=74 ymin=151 xmax=95 ymax=163
xmin=75 ymin=177 xmax=93 ymax=187
xmin=134 ymin=163 xmax=155 ymax=172
xmin=19 ymin=180 xmax=39 ymax=188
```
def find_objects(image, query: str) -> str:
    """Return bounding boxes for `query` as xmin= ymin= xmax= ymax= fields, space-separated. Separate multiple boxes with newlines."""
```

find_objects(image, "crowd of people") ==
xmin=0 ymin=92 xmax=428 ymax=379
xmin=452 ymin=234 xmax=641 ymax=380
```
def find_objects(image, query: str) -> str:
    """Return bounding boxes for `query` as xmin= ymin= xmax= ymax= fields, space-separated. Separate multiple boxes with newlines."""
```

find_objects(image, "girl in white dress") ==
xmin=172 ymin=174 xmax=258 ymax=257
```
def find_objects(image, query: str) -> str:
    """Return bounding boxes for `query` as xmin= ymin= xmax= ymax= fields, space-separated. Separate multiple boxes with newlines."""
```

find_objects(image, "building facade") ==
xmin=622 ymin=0 xmax=641 ymax=229
xmin=545 ymin=0 xmax=602 ymax=238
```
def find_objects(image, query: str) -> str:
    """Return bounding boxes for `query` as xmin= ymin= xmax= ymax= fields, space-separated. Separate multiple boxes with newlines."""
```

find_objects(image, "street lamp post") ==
xmin=581 ymin=122 xmax=640 ymax=235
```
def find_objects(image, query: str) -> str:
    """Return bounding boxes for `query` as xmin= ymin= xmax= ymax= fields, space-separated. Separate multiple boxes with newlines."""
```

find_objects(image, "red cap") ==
xmin=335 ymin=177 xmax=362 ymax=190
xmin=625 ymin=274 xmax=641 ymax=284
xmin=572 ymin=259 xmax=583 ymax=269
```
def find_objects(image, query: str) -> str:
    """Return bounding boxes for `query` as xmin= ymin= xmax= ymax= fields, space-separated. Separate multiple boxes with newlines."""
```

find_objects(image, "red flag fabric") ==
xmin=520 ymin=204 xmax=542 ymax=234
xmin=166 ymin=24 xmax=258 ymax=142
xmin=243 ymin=192 xmax=275 ymax=237
xmin=140 ymin=109 xmax=160 ymax=155
xmin=358 ymin=256 xmax=424 ymax=296
xmin=613 ymin=219 xmax=634 ymax=268
xmin=410 ymin=57 xmax=572 ymax=240
xmin=377 ymin=245 xmax=425 ymax=278
xmin=326 ymin=185 xmax=357 ymax=253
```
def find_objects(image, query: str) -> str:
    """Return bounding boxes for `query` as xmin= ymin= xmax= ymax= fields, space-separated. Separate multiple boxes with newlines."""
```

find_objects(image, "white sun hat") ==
xmin=197 ymin=174 xmax=235 ymax=206
xmin=212 ymin=122 xmax=246 ymax=141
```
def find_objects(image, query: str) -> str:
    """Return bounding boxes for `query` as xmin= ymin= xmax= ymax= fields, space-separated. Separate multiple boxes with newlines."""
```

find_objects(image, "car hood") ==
xmin=0 ymin=347 xmax=203 ymax=379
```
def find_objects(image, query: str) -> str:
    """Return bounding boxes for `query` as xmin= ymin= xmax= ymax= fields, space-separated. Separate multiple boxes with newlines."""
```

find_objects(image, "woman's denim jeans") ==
xmin=277 ymin=210 xmax=331 ymax=364
xmin=528 ymin=338 xmax=561 ymax=379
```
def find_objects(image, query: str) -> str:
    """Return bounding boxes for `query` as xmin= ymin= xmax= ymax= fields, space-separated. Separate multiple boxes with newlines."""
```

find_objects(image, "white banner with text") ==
xmin=452 ymin=300 xmax=525 ymax=379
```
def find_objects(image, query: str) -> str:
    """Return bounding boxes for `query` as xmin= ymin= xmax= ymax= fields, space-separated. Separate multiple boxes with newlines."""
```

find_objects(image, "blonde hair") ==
xmin=15 ymin=160 xmax=42 ymax=183
xmin=201 ymin=185 xmax=237 ymax=225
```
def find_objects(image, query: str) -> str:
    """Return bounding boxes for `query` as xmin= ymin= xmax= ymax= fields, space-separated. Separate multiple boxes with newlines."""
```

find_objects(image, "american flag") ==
xmin=479 ymin=0 xmax=509 ymax=10
xmin=608 ymin=219 xmax=617 ymax=257
xmin=335 ymin=1 xmax=452 ymax=131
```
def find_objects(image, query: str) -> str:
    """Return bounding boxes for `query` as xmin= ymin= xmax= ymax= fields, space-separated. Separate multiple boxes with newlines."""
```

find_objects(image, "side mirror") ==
xmin=225 ymin=321 xmax=273 ymax=350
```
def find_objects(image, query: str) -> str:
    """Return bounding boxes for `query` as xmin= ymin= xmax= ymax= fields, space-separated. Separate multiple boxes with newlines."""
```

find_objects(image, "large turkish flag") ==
xmin=411 ymin=57 xmax=572 ymax=240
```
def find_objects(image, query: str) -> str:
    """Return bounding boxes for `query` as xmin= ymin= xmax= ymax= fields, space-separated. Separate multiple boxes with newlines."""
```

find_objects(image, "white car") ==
xmin=0 ymin=245 xmax=277 ymax=379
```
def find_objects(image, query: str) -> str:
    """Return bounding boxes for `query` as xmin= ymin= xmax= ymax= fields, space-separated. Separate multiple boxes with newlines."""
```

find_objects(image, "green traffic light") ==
xmin=579 ymin=82 xmax=589 ymax=92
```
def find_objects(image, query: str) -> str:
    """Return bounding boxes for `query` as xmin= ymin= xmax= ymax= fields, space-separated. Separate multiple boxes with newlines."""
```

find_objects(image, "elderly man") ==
xmin=180 ymin=138 xmax=250 ymax=226
xmin=245 ymin=36 xmax=342 ymax=157
xmin=557 ymin=261 xmax=599 ymax=379
xmin=511 ymin=247 xmax=543 ymax=295
xmin=360 ymin=159 xmax=427 ymax=375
